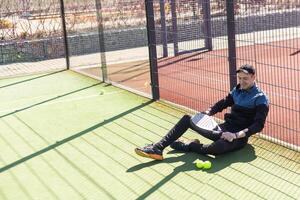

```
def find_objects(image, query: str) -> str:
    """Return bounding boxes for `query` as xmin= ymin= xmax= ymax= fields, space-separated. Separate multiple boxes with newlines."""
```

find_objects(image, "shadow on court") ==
xmin=0 ymin=82 xmax=102 ymax=119
xmin=0 ymin=70 xmax=66 ymax=89
xmin=127 ymin=144 xmax=256 ymax=200
xmin=0 ymin=100 xmax=154 ymax=173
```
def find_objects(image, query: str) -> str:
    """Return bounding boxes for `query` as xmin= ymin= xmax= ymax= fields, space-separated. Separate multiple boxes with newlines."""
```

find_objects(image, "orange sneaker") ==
xmin=135 ymin=144 xmax=163 ymax=160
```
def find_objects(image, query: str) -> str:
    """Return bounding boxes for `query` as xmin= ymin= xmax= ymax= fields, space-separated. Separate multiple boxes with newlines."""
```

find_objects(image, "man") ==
xmin=135 ymin=64 xmax=269 ymax=160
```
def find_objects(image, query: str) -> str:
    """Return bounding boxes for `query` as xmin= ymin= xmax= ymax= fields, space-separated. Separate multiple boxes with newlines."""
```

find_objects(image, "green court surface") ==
xmin=0 ymin=70 xmax=299 ymax=200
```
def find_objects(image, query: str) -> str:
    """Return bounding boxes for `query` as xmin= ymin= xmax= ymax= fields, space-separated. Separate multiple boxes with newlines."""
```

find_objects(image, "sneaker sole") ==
xmin=134 ymin=148 xmax=163 ymax=160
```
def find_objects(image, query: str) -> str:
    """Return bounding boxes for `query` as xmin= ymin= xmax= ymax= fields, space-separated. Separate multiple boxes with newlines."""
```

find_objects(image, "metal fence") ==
xmin=1 ymin=0 xmax=300 ymax=150
xmin=0 ymin=0 xmax=65 ymax=63
xmin=0 ymin=0 xmax=150 ymax=94
xmin=146 ymin=0 xmax=300 ymax=150
xmin=234 ymin=0 xmax=300 ymax=149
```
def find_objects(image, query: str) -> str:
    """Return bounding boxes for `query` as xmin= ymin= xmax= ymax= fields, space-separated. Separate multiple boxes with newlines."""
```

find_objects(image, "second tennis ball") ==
xmin=203 ymin=161 xmax=212 ymax=169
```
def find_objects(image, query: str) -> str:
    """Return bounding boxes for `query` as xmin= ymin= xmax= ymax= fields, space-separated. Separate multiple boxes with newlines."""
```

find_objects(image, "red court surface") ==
xmin=105 ymin=38 xmax=300 ymax=148
xmin=158 ymin=38 xmax=300 ymax=147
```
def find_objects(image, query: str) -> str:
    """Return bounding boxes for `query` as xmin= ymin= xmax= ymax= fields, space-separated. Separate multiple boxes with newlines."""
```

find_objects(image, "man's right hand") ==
xmin=221 ymin=132 xmax=237 ymax=142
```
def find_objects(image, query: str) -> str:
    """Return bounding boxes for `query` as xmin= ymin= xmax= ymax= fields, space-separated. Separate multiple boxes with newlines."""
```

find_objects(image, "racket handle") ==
xmin=212 ymin=130 xmax=222 ymax=135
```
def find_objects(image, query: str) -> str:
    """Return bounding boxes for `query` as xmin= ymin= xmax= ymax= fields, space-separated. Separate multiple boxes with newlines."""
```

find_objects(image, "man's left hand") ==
xmin=221 ymin=132 xmax=237 ymax=142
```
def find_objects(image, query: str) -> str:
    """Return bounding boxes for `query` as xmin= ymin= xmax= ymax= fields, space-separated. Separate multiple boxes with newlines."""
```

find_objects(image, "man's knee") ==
xmin=181 ymin=114 xmax=191 ymax=123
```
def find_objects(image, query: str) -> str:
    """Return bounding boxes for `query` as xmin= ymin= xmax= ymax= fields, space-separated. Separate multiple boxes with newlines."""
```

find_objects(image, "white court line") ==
xmin=42 ymin=86 xmax=144 ymax=106
xmin=0 ymin=89 xmax=133 ymax=114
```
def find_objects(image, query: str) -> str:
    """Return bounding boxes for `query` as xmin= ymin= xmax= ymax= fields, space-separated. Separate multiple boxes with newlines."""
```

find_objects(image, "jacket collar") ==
xmin=236 ymin=83 xmax=256 ymax=93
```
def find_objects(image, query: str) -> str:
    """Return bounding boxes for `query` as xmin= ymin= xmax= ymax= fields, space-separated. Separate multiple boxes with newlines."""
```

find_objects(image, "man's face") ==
xmin=237 ymin=72 xmax=255 ymax=90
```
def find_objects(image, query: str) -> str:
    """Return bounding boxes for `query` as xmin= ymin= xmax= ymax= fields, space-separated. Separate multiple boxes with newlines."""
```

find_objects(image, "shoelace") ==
xmin=144 ymin=143 xmax=154 ymax=149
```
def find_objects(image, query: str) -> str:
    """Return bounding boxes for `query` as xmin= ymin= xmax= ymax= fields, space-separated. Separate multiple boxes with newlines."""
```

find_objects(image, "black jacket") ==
xmin=208 ymin=84 xmax=269 ymax=137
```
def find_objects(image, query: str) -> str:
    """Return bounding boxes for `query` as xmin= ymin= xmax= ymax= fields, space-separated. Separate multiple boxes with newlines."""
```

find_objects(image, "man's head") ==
xmin=236 ymin=64 xmax=256 ymax=90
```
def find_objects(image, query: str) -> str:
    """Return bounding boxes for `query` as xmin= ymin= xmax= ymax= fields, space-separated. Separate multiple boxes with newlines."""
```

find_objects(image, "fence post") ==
xmin=226 ymin=0 xmax=237 ymax=89
xmin=170 ymin=0 xmax=178 ymax=56
xmin=145 ymin=0 xmax=160 ymax=100
xmin=95 ymin=0 xmax=107 ymax=82
xmin=59 ymin=0 xmax=70 ymax=69
xmin=0 ymin=45 xmax=2 ymax=64
xmin=159 ymin=0 xmax=168 ymax=57
xmin=201 ymin=0 xmax=212 ymax=50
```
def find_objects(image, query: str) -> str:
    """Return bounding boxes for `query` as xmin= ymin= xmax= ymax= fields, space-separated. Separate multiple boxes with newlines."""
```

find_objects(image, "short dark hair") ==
xmin=236 ymin=64 xmax=255 ymax=75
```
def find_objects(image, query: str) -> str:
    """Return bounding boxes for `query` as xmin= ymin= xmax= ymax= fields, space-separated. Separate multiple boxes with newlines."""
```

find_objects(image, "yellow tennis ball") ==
xmin=99 ymin=90 xmax=104 ymax=95
xmin=195 ymin=160 xmax=204 ymax=169
xmin=203 ymin=161 xmax=212 ymax=169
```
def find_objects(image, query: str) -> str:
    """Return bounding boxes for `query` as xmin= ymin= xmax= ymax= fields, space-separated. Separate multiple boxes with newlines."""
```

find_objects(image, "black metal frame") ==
xmin=59 ymin=0 xmax=70 ymax=69
xmin=170 ymin=0 xmax=179 ymax=56
xmin=159 ymin=0 xmax=168 ymax=58
xmin=145 ymin=0 xmax=160 ymax=100
xmin=226 ymin=0 xmax=237 ymax=90
xmin=202 ymin=0 xmax=212 ymax=51
xmin=170 ymin=0 xmax=212 ymax=55
xmin=95 ymin=0 xmax=107 ymax=82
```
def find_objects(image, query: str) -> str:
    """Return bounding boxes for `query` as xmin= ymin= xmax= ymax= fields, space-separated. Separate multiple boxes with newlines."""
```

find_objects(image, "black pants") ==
xmin=155 ymin=115 xmax=248 ymax=156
